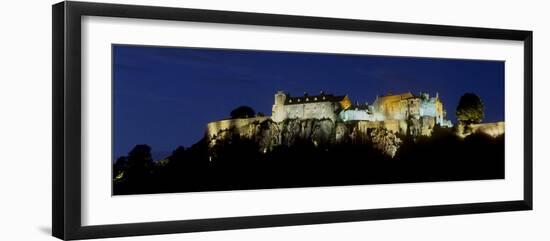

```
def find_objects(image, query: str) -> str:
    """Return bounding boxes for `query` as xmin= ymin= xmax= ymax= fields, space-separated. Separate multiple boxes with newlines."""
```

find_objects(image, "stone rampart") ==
xmin=206 ymin=117 xmax=270 ymax=138
xmin=470 ymin=122 xmax=505 ymax=137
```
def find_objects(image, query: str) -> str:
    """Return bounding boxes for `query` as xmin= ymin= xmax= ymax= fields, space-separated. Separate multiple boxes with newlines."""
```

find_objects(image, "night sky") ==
xmin=113 ymin=45 xmax=504 ymax=160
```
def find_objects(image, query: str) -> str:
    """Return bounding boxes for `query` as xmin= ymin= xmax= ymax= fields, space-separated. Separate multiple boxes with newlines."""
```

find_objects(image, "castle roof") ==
xmin=284 ymin=93 xmax=347 ymax=105
xmin=377 ymin=92 xmax=415 ymax=100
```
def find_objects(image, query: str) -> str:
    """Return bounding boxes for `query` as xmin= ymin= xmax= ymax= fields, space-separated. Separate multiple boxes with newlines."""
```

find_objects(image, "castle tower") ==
xmin=271 ymin=91 xmax=287 ymax=122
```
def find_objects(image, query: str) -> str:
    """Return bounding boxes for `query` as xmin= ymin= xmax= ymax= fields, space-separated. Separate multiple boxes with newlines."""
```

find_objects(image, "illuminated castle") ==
xmin=271 ymin=91 xmax=453 ymax=127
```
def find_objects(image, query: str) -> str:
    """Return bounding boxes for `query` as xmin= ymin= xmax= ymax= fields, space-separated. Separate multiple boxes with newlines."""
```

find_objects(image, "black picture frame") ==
xmin=52 ymin=1 xmax=533 ymax=240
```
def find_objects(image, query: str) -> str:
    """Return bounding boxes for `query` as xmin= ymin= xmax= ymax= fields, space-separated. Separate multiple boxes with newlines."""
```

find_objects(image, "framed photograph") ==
xmin=52 ymin=1 xmax=533 ymax=240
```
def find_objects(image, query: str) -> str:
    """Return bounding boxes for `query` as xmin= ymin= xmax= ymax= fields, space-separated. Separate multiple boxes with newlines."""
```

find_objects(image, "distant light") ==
xmin=115 ymin=172 xmax=124 ymax=180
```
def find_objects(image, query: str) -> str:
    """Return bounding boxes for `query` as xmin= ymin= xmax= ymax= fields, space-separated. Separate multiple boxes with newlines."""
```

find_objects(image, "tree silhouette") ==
xmin=113 ymin=156 xmax=128 ymax=179
xmin=124 ymin=144 xmax=154 ymax=182
xmin=230 ymin=106 xmax=255 ymax=119
xmin=112 ymin=144 xmax=156 ymax=194
xmin=456 ymin=93 xmax=484 ymax=124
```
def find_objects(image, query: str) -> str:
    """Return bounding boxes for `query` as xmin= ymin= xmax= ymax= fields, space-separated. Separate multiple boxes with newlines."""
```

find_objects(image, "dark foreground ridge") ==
xmin=113 ymin=126 xmax=504 ymax=195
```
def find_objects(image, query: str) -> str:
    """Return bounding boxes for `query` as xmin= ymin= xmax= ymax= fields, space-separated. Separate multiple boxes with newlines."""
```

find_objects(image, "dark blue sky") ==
xmin=113 ymin=45 xmax=504 ymax=159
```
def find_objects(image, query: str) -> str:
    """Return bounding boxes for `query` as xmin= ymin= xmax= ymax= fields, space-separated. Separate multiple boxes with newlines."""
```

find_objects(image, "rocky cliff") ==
xmin=206 ymin=117 xmax=441 ymax=158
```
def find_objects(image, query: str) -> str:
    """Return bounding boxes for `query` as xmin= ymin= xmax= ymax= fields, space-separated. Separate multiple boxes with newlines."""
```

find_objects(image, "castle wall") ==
xmin=419 ymin=98 xmax=448 ymax=126
xmin=339 ymin=109 xmax=375 ymax=121
xmin=272 ymin=104 xmax=286 ymax=122
xmin=370 ymin=94 xmax=451 ymax=128
xmin=284 ymin=102 xmax=338 ymax=121
xmin=469 ymin=122 xmax=505 ymax=137
xmin=419 ymin=99 xmax=437 ymax=117
xmin=206 ymin=116 xmax=270 ymax=139
xmin=376 ymin=99 xmax=409 ymax=120
xmin=355 ymin=120 xmax=405 ymax=135
xmin=271 ymin=91 xmax=287 ymax=122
